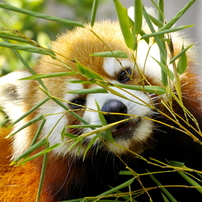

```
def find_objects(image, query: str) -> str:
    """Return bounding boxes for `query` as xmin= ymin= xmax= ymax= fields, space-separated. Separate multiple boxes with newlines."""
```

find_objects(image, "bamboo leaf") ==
xmin=96 ymin=101 xmax=114 ymax=143
xmin=98 ymin=177 xmax=136 ymax=196
xmin=11 ymin=138 xmax=48 ymax=164
xmin=36 ymin=141 xmax=49 ymax=202
xmin=149 ymin=171 xmax=177 ymax=202
xmin=114 ymin=0 xmax=134 ymax=49
xmin=8 ymin=97 xmax=50 ymax=128
xmin=30 ymin=119 xmax=46 ymax=146
xmin=169 ymin=44 xmax=193 ymax=64
xmin=159 ymin=0 xmax=196 ymax=31
xmin=50 ymin=97 xmax=94 ymax=128
xmin=134 ymin=0 xmax=142 ymax=35
xmin=66 ymin=80 xmax=95 ymax=84
xmin=0 ymin=41 xmax=54 ymax=55
xmin=90 ymin=51 xmax=128 ymax=58
xmin=177 ymin=45 xmax=188 ymax=75
xmin=67 ymin=88 xmax=108 ymax=94
xmin=21 ymin=72 xmax=77 ymax=80
xmin=178 ymin=172 xmax=202 ymax=194
xmin=67 ymin=124 xmax=102 ymax=128
xmin=76 ymin=62 xmax=103 ymax=80
xmin=148 ymin=14 xmax=164 ymax=28
xmin=90 ymin=0 xmax=99 ymax=27
xmin=141 ymin=25 xmax=194 ymax=39
xmin=15 ymin=143 xmax=62 ymax=166
xmin=114 ymin=83 xmax=167 ymax=95
xmin=152 ymin=57 xmax=174 ymax=80
xmin=0 ymin=33 xmax=31 ymax=43
xmin=2 ymin=39 xmax=48 ymax=91
xmin=83 ymin=135 xmax=98 ymax=161
xmin=7 ymin=114 xmax=45 ymax=138
xmin=0 ymin=2 xmax=84 ymax=27
xmin=142 ymin=6 xmax=168 ymax=85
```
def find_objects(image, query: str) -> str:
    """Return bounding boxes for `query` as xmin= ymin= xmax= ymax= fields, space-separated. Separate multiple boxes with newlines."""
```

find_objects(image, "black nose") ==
xmin=101 ymin=100 xmax=127 ymax=124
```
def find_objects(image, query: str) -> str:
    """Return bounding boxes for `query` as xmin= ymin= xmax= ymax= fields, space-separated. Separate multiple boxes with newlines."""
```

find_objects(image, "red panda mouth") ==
xmin=111 ymin=118 xmax=141 ymax=139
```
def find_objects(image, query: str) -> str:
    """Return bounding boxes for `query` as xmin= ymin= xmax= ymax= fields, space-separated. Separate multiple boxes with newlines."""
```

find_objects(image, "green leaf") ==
xmin=142 ymin=6 xmax=168 ymax=86
xmin=76 ymin=62 xmax=103 ymax=80
xmin=90 ymin=0 xmax=99 ymax=27
xmin=149 ymin=171 xmax=177 ymax=202
xmin=159 ymin=0 xmax=196 ymax=31
xmin=114 ymin=83 xmax=167 ymax=95
xmin=98 ymin=177 xmax=136 ymax=196
xmin=134 ymin=0 xmax=142 ymax=35
xmin=66 ymin=80 xmax=95 ymax=84
xmin=176 ymin=45 xmax=188 ymax=75
xmin=178 ymin=172 xmax=202 ymax=194
xmin=169 ymin=44 xmax=193 ymax=64
xmin=152 ymin=57 xmax=174 ymax=80
xmin=21 ymin=72 xmax=77 ymax=80
xmin=83 ymin=135 xmax=98 ymax=161
xmin=90 ymin=51 xmax=128 ymax=58
xmin=50 ymin=97 xmax=94 ymax=128
xmin=0 ymin=33 xmax=31 ymax=43
xmin=96 ymin=101 xmax=114 ymax=143
xmin=36 ymin=141 xmax=49 ymax=202
xmin=0 ymin=2 xmax=84 ymax=27
xmin=16 ymin=143 xmax=62 ymax=166
xmin=168 ymin=160 xmax=202 ymax=194
xmin=7 ymin=114 xmax=45 ymax=138
xmin=67 ymin=88 xmax=108 ymax=94
xmin=141 ymin=25 xmax=194 ymax=39
xmin=114 ymin=0 xmax=134 ymax=49
xmin=11 ymin=138 xmax=48 ymax=164
xmin=8 ymin=97 xmax=49 ymax=129
xmin=148 ymin=14 xmax=164 ymax=28
xmin=62 ymin=132 xmax=78 ymax=140
xmin=2 ymin=39 xmax=48 ymax=91
xmin=67 ymin=124 xmax=102 ymax=128
xmin=168 ymin=160 xmax=185 ymax=167
xmin=0 ymin=41 xmax=54 ymax=55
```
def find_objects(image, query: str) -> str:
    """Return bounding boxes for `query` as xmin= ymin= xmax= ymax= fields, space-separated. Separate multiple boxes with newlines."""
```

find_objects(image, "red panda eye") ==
xmin=69 ymin=98 xmax=85 ymax=109
xmin=118 ymin=68 xmax=132 ymax=83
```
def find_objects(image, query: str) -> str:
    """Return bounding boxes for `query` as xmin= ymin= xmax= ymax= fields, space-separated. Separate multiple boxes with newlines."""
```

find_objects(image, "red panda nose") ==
xmin=101 ymin=100 xmax=127 ymax=124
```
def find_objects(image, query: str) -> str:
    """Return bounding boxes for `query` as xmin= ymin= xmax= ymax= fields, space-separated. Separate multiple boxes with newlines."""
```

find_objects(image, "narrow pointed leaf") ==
xmin=177 ymin=46 xmax=188 ymax=75
xmin=90 ymin=51 xmax=128 ymax=58
xmin=11 ymin=138 xmax=48 ymax=164
xmin=134 ymin=0 xmax=142 ymax=35
xmin=114 ymin=0 xmax=134 ymax=49
xmin=67 ymin=88 xmax=108 ymax=94
xmin=0 ymin=2 xmax=84 ymax=27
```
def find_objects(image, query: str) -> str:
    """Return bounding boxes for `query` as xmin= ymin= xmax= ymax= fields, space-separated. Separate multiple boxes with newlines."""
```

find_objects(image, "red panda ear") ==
xmin=0 ymin=71 xmax=34 ymax=159
xmin=0 ymin=71 xmax=31 ymax=122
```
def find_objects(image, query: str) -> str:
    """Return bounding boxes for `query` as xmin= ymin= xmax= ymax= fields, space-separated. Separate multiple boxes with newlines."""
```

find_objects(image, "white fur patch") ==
xmin=0 ymin=71 xmax=32 ymax=159
xmin=103 ymin=58 xmax=134 ymax=77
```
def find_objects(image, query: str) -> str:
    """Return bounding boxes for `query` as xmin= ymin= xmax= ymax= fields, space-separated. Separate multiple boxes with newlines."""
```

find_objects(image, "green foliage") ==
xmin=0 ymin=0 xmax=99 ymax=76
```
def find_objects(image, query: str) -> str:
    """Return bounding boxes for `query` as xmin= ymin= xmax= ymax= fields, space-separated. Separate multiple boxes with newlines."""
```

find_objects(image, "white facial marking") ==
xmin=103 ymin=58 xmax=134 ymax=78
xmin=0 ymin=71 xmax=33 ymax=159
xmin=65 ymin=82 xmax=84 ymax=101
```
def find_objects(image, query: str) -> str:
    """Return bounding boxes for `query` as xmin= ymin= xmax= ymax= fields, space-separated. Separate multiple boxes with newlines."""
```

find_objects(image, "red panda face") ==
xmin=55 ymin=57 xmax=155 ymax=156
xmin=0 ymin=21 xmax=192 ymax=159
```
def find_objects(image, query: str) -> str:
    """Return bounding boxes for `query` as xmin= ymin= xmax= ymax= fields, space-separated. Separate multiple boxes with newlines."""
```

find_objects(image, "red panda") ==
xmin=0 ymin=9 xmax=202 ymax=202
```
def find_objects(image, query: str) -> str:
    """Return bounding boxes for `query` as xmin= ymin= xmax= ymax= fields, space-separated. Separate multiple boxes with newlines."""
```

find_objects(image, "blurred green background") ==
xmin=0 ymin=0 xmax=110 ymax=76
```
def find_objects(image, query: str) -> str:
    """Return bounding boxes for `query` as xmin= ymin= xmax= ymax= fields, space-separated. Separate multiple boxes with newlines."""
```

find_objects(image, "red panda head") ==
xmin=0 ymin=19 xmax=197 ymax=160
